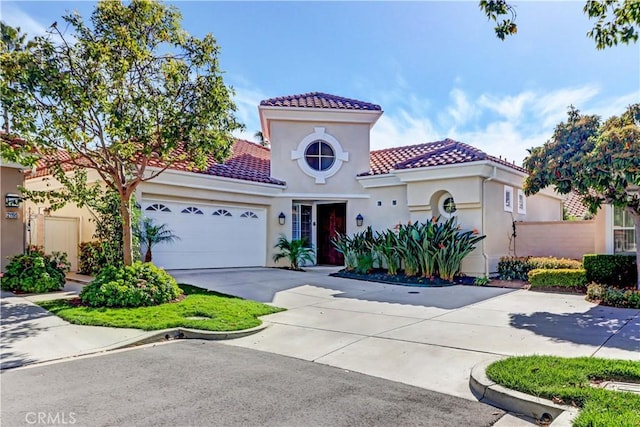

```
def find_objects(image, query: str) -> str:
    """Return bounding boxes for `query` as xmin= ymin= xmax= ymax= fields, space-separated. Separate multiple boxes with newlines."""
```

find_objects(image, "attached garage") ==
xmin=142 ymin=200 xmax=267 ymax=270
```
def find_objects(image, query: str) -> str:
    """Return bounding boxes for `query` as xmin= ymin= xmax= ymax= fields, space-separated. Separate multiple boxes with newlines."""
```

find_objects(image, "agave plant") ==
xmin=273 ymin=235 xmax=315 ymax=270
xmin=135 ymin=217 xmax=180 ymax=263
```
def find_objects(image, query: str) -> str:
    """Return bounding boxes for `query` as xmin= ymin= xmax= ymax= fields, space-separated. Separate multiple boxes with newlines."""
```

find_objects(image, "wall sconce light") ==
xmin=278 ymin=212 xmax=286 ymax=225
xmin=5 ymin=193 xmax=22 ymax=208
xmin=356 ymin=213 xmax=364 ymax=227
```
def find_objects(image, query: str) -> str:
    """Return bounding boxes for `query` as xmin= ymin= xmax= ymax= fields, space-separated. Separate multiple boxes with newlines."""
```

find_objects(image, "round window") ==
xmin=304 ymin=140 xmax=335 ymax=171
xmin=442 ymin=197 xmax=457 ymax=214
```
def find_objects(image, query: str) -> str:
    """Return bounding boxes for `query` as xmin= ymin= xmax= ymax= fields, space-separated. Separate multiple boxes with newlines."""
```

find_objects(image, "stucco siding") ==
xmin=365 ymin=186 xmax=409 ymax=231
xmin=516 ymin=220 xmax=597 ymax=260
xmin=1 ymin=166 xmax=25 ymax=270
xmin=269 ymin=121 xmax=371 ymax=194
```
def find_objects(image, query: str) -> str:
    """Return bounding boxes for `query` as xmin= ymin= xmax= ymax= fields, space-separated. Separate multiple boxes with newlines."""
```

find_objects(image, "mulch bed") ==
xmin=331 ymin=269 xmax=530 ymax=289
xmin=331 ymin=269 xmax=454 ymax=287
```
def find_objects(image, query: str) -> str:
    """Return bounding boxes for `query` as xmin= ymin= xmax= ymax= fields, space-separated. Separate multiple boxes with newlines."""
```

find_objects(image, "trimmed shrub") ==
xmin=528 ymin=268 xmax=587 ymax=288
xmin=1 ymin=246 xmax=70 ymax=293
xmin=80 ymin=262 xmax=182 ymax=308
xmin=528 ymin=257 xmax=582 ymax=270
xmin=583 ymin=254 xmax=637 ymax=287
xmin=587 ymin=283 xmax=640 ymax=309
xmin=498 ymin=256 xmax=583 ymax=281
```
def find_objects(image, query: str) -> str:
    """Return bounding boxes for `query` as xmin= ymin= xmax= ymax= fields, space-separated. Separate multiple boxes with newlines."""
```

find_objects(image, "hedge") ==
xmin=583 ymin=254 xmax=637 ymax=287
xmin=528 ymin=268 xmax=587 ymax=288
xmin=498 ymin=256 xmax=582 ymax=281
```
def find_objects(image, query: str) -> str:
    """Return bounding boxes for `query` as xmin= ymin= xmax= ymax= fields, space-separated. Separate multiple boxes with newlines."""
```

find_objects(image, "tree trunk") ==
xmin=145 ymin=247 xmax=152 ymax=263
xmin=634 ymin=213 xmax=640 ymax=290
xmin=119 ymin=191 xmax=134 ymax=266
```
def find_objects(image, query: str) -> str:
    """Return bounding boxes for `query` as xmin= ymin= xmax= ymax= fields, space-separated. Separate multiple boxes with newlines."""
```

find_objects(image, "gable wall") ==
xmin=269 ymin=120 xmax=371 ymax=194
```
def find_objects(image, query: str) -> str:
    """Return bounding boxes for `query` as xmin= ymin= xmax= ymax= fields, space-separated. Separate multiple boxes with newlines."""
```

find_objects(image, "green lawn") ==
xmin=486 ymin=355 xmax=640 ymax=427
xmin=38 ymin=284 xmax=284 ymax=331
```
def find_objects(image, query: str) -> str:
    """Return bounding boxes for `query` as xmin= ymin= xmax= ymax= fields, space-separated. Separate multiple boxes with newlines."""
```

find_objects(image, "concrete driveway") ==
xmin=170 ymin=267 xmax=640 ymax=401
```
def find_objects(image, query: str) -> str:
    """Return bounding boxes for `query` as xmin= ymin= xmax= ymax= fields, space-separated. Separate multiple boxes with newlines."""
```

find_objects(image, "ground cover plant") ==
xmin=486 ymin=356 xmax=640 ymax=427
xmin=332 ymin=217 xmax=485 ymax=282
xmin=1 ymin=246 xmax=70 ymax=293
xmin=38 ymin=284 xmax=284 ymax=331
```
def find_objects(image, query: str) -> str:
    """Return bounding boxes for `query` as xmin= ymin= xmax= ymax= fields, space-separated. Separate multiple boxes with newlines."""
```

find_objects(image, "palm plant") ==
xmin=273 ymin=235 xmax=315 ymax=270
xmin=135 ymin=217 xmax=180 ymax=263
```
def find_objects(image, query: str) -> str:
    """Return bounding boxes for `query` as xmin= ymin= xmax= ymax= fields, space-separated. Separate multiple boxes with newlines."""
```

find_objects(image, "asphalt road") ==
xmin=1 ymin=340 xmax=505 ymax=427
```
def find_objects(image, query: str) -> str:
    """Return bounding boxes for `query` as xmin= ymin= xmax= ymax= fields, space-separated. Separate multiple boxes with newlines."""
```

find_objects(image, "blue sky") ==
xmin=2 ymin=1 xmax=638 ymax=164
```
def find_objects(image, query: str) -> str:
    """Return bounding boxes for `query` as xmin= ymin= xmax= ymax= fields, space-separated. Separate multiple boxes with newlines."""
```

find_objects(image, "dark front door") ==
xmin=317 ymin=203 xmax=346 ymax=265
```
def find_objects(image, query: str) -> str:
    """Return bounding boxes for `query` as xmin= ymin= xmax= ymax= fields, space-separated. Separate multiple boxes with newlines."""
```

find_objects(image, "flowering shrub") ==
xmin=80 ymin=262 xmax=182 ymax=308
xmin=1 ymin=246 xmax=70 ymax=293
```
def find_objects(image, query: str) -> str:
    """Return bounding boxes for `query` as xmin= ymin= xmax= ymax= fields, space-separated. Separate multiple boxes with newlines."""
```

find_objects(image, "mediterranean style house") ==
xmin=21 ymin=92 xmax=581 ymax=275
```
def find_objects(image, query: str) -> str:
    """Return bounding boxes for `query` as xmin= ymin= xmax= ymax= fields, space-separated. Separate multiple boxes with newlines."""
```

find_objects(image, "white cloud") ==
xmin=368 ymin=84 xmax=637 ymax=165
xmin=478 ymin=91 xmax=535 ymax=122
xmin=371 ymin=112 xmax=439 ymax=150
xmin=530 ymin=85 xmax=600 ymax=128
xmin=230 ymin=85 xmax=268 ymax=143
xmin=444 ymin=88 xmax=477 ymax=127
xmin=1 ymin=4 xmax=50 ymax=38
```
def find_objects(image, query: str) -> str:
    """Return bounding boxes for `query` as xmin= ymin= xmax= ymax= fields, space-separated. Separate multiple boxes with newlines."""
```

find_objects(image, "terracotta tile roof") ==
xmin=563 ymin=192 xmax=590 ymax=219
xmin=260 ymin=92 xmax=382 ymax=111
xmin=198 ymin=139 xmax=284 ymax=185
xmin=360 ymin=139 xmax=527 ymax=176
xmin=27 ymin=139 xmax=285 ymax=186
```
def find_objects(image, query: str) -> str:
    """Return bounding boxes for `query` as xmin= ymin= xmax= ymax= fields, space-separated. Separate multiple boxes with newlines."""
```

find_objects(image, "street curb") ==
xmin=469 ymin=359 xmax=578 ymax=426
xmin=114 ymin=323 xmax=271 ymax=348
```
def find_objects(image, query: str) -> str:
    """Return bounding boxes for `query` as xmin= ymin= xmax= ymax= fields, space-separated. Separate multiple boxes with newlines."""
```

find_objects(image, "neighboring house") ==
xmin=1 ymin=158 xmax=26 ymax=271
xmin=26 ymin=92 xmax=568 ymax=275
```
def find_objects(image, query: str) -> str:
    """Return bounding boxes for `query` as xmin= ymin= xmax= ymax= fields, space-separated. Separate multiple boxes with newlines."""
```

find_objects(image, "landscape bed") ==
xmin=37 ymin=284 xmax=284 ymax=332
xmin=331 ymin=269 xmax=478 ymax=287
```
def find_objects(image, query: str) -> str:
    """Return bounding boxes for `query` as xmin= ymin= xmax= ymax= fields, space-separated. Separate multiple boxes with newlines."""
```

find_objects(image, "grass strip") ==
xmin=38 ymin=284 xmax=284 ymax=332
xmin=486 ymin=355 xmax=640 ymax=426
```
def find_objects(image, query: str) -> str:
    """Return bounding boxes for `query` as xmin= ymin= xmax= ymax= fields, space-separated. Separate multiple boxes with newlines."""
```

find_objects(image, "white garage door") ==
xmin=141 ymin=200 xmax=267 ymax=269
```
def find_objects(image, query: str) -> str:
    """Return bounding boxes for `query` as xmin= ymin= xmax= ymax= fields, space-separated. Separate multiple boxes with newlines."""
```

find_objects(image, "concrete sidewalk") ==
xmin=0 ymin=282 xmax=154 ymax=370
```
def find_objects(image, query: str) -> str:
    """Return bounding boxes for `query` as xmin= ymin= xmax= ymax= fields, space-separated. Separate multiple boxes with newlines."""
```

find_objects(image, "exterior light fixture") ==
xmin=278 ymin=212 xmax=286 ymax=225
xmin=356 ymin=213 xmax=364 ymax=227
xmin=4 ymin=193 xmax=22 ymax=208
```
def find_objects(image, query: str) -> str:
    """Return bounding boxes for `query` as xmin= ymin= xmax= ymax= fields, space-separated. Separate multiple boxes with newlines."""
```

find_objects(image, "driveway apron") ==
xmin=169 ymin=268 xmax=640 ymax=401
